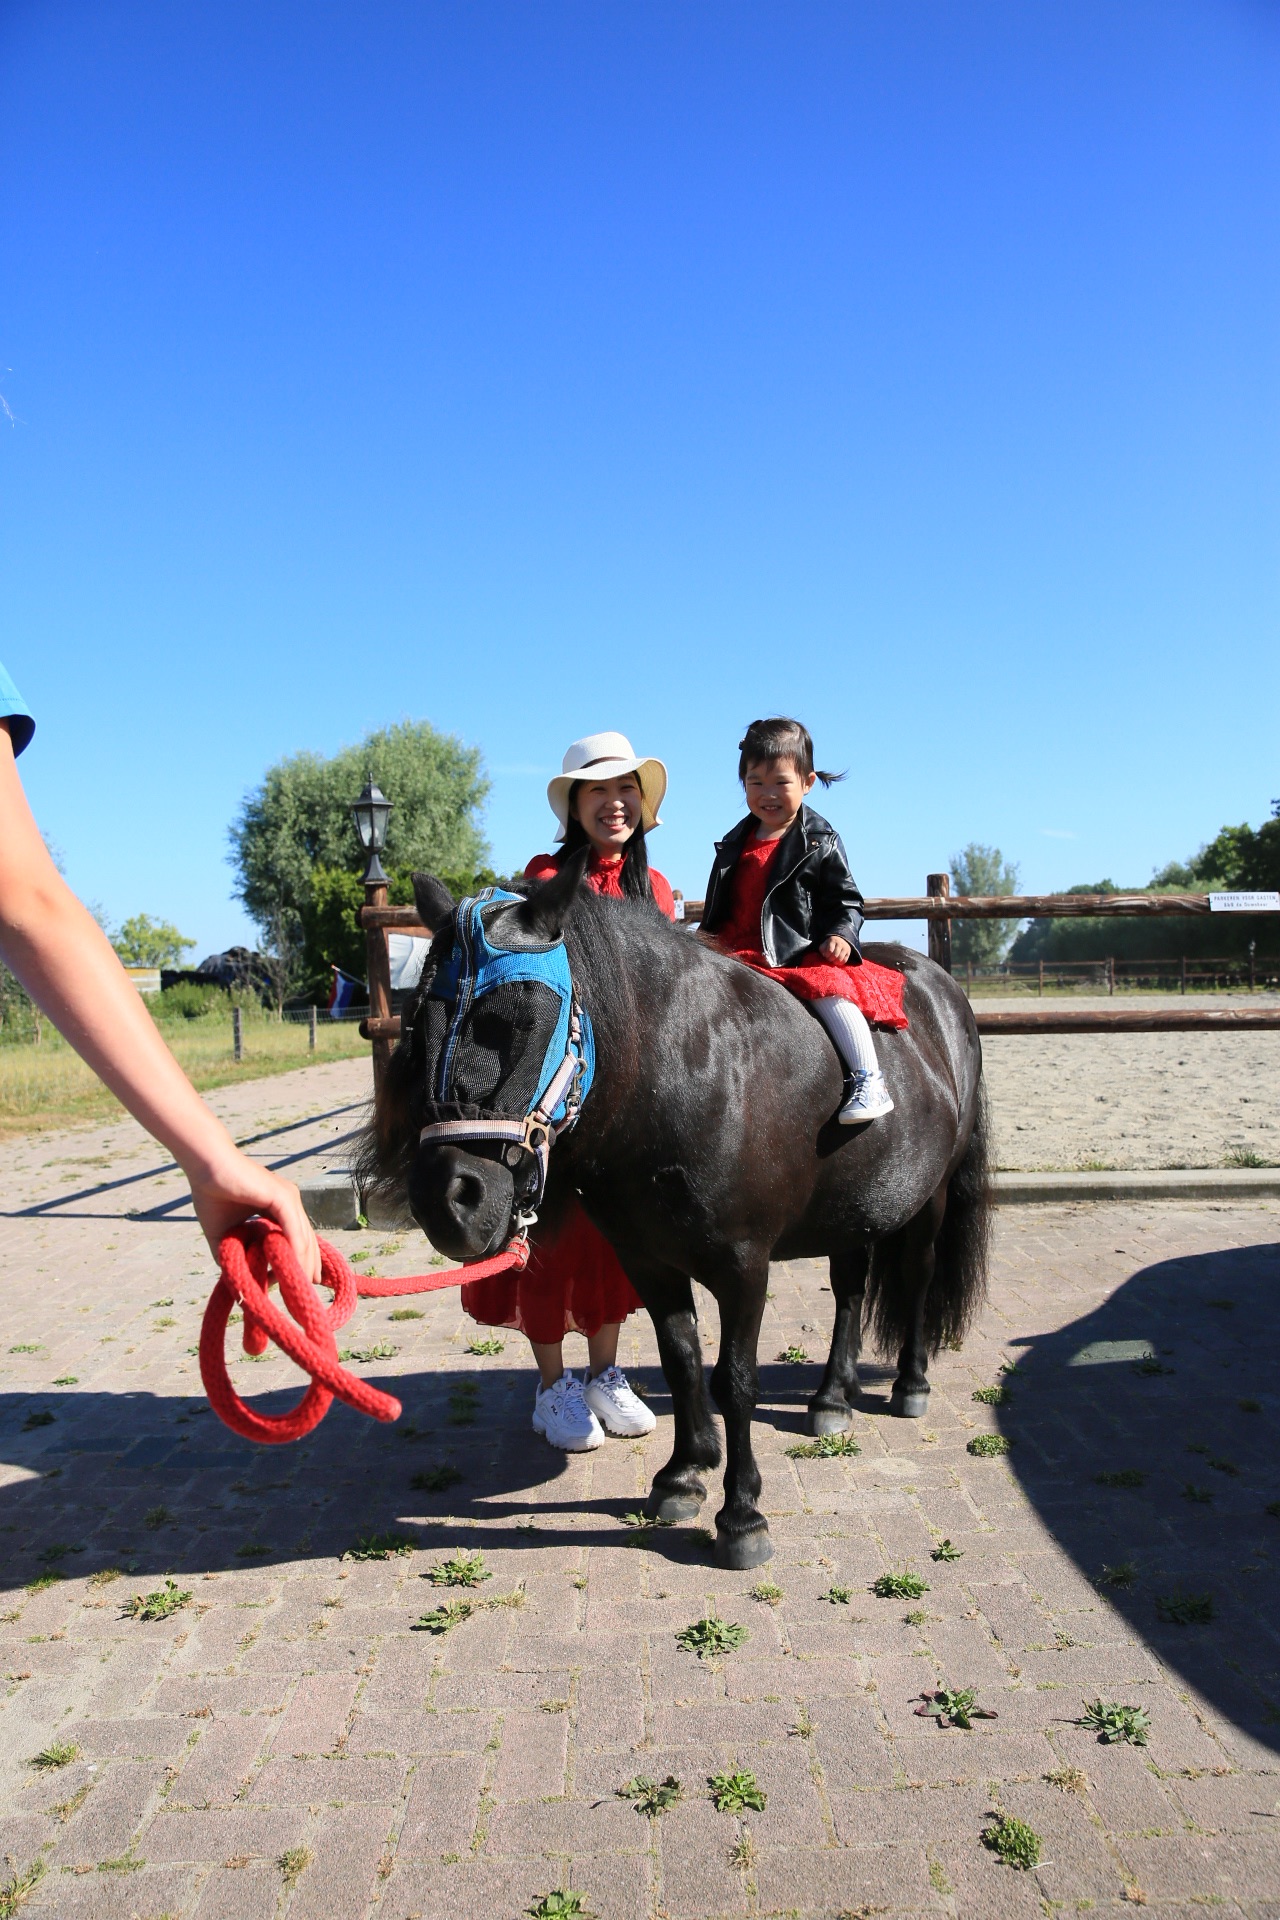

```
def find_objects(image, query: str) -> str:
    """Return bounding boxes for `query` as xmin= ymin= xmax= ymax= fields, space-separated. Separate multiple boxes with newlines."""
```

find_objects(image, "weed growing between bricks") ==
xmin=708 ymin=1768 xmax=767 ymax=1813
xmin=872 ymin=1569 xmax=928 ymax=1600
xmin=617 ymin=1774 xmax=682 ymax=1817
xmin=982 ymin=1813 xmax=1041 ymax=1870
xmin=1079 ymin=1699 xmax=1151 ymax=1745
xmin=0 ymin=1858 xmax=44 ymax=1916
xmin=675 ymin=1614 xmax=749 ymax=1657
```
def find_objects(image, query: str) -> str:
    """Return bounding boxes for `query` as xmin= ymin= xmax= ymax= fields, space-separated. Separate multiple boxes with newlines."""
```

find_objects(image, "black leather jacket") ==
xmin=701 ymin=805 xmax=865 ymax=968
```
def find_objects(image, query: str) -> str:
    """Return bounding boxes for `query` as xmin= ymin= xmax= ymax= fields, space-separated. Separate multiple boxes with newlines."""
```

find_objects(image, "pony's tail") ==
xmin=867 ymin=1077 xmax=992 ymax=1357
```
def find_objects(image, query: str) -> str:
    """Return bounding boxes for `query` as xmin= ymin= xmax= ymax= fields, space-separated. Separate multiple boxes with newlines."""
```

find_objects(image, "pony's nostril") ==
xmin=445 ymin=1169 xmax=486 ymax=1218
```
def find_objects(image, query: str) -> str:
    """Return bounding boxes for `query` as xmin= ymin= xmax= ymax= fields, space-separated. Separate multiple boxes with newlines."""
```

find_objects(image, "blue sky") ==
xmin=3 ymin=1 xmax=1277 ymax=956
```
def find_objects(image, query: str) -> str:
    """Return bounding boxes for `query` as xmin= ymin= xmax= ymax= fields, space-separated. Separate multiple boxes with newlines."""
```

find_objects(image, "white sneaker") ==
xmin=838 ymin=1069 xmax=895 ymax=1125
xmin=583 ymin=1365 xmax=657 ymax=1438
xmin=532 ymin=1371 xmax=605 ymax=1452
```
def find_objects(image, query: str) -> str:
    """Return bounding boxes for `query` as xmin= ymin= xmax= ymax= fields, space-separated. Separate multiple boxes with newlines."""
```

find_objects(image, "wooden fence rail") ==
xmin=356 ymin=878 xmax=1280 ymax=1082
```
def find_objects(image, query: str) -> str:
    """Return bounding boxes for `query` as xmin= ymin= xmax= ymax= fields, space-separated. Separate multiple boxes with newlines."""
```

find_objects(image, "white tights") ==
xmin=812 ymin=995 xmax=880 ymax=1077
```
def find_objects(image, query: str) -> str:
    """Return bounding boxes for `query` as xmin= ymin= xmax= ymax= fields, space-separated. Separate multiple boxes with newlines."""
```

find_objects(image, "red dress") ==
xmin=715 ymin=835 xmax=908 ymax=1029
xmin=461 ymin=850 xmax=675 ymax=1342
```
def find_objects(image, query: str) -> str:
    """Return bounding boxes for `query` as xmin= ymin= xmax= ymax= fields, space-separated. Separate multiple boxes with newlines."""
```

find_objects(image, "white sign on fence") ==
xmin=1208 ymin=891 xmax=1280 ymax=913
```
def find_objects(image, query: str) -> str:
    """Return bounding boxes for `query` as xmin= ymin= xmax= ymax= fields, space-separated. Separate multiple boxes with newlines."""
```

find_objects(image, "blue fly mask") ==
xmin=416 ymin=887 xmax=595 ymax=1228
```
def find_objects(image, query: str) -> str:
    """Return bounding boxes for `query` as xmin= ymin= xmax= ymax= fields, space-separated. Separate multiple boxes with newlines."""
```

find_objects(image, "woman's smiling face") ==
xmin=570 ymin=773 xmax=642 ymax=854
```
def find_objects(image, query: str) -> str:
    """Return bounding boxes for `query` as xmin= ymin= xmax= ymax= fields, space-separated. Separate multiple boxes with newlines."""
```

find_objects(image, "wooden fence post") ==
xmin=1107 ymin=956 xmax=1115 ymax=997
xmin=1038 ymin=958 xmax=1044 ymax=998
xmin=926 ymin=873 xmax=952 ymax=974
xmin=1180 ymin=954 xmax=1187 ymax=996
xmin=308 ymin=1004 xmax=317 ymax=1052
xmin=232 ymin=1006 xmax=243 ymax=1063
xmin=365 ymin=878 xmax=393 ymax=1090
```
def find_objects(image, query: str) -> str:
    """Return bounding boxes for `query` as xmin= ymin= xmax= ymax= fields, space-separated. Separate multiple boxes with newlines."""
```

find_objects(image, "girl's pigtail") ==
xmin=813 ymin=767 xmax=846 ymax=787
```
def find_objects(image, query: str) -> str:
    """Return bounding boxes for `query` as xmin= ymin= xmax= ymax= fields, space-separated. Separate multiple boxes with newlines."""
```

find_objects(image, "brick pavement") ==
xmin=1 ymin=1063 xmax=1279 ymax=1917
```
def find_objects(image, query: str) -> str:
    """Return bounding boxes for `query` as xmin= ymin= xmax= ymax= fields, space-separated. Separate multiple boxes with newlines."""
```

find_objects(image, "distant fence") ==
xmin=354 ymin=874 xmax=1280 ymax=1082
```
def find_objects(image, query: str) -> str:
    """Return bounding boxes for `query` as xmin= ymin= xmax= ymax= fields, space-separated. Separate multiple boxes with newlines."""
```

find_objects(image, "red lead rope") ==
xmin=200 ymin=1219 xmax=530 ymax=1444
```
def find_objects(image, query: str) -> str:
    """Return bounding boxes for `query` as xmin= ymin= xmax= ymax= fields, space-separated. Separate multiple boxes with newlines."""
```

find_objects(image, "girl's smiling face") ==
xmin=570 ymin=773 xmax=643 ymax=855
xmin=743 ymin=757 xmax=816 ymax=839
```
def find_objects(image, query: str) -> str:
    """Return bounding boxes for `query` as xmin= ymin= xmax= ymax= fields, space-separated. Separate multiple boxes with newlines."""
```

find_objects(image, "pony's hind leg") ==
xmin=638 ymin=1269 xmax=721 ymax=1523
xmin=707 ymin=1258 xmax=772 ymax=1569
xmin=888 ymin=1184 xmax=947 ymax=1419
xmin=806 ymin=1242 xmax=871 ymax=1436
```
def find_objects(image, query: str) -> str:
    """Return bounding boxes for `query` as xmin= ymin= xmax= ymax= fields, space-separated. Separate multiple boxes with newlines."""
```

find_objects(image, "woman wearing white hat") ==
xmin=460 ymin=732 xmax=675 ymax=1452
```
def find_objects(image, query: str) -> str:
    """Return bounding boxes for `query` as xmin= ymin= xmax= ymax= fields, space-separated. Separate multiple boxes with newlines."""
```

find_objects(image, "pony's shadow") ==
xmin=993 ymin=1238 xmax=1280 ymax=1758
xmin=0 ymin=1363 xmax=718 ymax=1579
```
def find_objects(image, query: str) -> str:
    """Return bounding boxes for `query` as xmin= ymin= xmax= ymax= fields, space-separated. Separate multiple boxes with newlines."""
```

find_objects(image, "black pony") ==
xmin=360 ymin=854 xmax=991 ymax=1569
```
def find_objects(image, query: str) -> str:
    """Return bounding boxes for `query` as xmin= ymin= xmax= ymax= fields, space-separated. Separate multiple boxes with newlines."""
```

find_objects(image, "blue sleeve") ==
xmin=0 ymin=662 xmax=34 ymax=757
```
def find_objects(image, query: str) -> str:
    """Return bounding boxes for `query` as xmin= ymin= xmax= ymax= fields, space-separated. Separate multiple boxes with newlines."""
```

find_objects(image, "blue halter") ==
xmin=416 ymin=888 xmax=595 ymax=1225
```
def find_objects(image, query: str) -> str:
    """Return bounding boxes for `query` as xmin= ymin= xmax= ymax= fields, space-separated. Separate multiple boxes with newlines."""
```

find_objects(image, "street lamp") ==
xmin=351 ymin=779 xmax=393 ymax=886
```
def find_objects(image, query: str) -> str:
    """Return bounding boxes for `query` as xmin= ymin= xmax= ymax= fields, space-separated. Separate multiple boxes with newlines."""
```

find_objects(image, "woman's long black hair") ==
xmin=553 ymin=779 xmax=654 ymax=902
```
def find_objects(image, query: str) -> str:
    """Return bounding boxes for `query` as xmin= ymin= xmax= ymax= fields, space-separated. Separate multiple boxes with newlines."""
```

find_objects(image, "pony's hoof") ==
xmin=805 ymin=1405 xmax=853 ymax=1438
xmin=646 ymin=1488 xmax=705 ymax=1523
xmin=714 ymin=1527 xmax=773 ymax=1570
xmin=890 ymin=1387 xmax=930 ymax=1419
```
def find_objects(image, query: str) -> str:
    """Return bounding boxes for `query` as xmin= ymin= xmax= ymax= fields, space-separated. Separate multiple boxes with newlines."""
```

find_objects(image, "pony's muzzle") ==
xmin=408 ymin=1143 xmax=515 ymax=1260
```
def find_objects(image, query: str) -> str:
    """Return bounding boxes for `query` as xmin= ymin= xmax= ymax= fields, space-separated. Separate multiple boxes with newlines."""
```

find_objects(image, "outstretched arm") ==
xmin=0 ymin=723 xmax=320 ymax=1280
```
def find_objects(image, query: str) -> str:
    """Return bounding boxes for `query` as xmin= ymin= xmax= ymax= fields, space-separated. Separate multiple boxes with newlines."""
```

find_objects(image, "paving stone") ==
xmin=4 ymin=1076 xmax=1279 ymax=1915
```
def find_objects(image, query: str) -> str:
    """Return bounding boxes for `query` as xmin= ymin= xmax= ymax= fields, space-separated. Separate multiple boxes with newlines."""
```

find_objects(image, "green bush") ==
xmin=151 ymin=983 xmax=230 ymax=1022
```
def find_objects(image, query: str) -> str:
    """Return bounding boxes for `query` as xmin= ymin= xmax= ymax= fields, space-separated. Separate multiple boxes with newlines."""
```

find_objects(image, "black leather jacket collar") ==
xmin=701 ymin=805 xmax=865 ymax=969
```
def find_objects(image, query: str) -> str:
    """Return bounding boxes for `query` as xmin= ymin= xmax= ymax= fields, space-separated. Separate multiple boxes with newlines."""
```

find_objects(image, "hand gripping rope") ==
xmin=200 ymin=1218 xmax=529 ymax=1445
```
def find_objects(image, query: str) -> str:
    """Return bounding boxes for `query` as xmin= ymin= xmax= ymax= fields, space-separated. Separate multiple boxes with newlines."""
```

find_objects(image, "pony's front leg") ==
xmin=708 ymin=1259 xmax=772 ymax=1569
xmin=636 ymin=1269 xmax=721 ymax=1522
xmin=806 ymin=1242 xmax=871 ymax=1436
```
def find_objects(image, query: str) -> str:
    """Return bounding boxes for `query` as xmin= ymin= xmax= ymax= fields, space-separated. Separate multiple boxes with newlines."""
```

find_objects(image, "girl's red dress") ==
xmin=715 ymin=834 xmax=907 ymax=1029
xmin=461 ymin=849 xmax=674 ymax=1343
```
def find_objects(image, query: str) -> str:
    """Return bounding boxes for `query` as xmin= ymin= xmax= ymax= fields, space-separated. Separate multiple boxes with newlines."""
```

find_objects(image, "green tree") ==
xmin=229 ymin=719 xmax=493 ymax=994
xmin=949 ymin=843 xmax=1021 ymax=971
xmin=112 ymin=914 xmax=196 ymax=970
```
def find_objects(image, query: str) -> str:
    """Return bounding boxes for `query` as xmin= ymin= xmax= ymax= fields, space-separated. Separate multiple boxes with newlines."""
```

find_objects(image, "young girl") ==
xmin=461 ymin=731 xmax=674 ymax=1453
xmin=701 ymin=716 xmax=905 ymax=1123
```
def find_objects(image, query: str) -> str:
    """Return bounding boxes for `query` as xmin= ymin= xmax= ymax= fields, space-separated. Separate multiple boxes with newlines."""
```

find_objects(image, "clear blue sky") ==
xmin=3 ymin=1 xmax=1277 ymax=956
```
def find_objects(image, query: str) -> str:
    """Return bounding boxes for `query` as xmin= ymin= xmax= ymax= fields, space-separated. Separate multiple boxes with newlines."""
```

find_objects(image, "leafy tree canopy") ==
xmin=112 ymin=914 xmax=196 ymax=970
xmin=229 ymin=719 xmax=493 ymax=994
xmin=949 ymin=842 xmax=1021 ymax=970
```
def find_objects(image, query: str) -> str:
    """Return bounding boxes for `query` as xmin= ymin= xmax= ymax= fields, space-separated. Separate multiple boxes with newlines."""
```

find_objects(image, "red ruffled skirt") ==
xmin=461 ymin=1196 xmax=641 ymax=1342
xmin=729 ymin=948 xmax=908 ymax=1028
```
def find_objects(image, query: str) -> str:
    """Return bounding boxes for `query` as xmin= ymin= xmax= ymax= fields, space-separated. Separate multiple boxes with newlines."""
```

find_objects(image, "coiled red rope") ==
xmin=200 ymin=1218 xmax=529 ymax=1445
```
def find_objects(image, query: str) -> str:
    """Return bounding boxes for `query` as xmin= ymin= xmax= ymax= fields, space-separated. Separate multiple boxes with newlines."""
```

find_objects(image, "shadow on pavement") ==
xmin=998 ymin=1236 xmax=1280 ymax=1759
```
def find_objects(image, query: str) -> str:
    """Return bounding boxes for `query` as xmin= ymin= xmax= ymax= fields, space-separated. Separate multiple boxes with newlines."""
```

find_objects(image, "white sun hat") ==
xmin=547 ymin=732 xmax=668 ymax=841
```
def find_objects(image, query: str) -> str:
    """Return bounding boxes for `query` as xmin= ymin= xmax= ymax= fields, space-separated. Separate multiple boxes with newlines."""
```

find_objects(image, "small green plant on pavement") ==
xmin=124 ymin=1578 xmax=192 ymax=1622
xmin=967 ymin=1434 xmax=1009 ymax=1457
xmin=411 ymin=1465 xmax=462 ymax=1492
xmin=467 ymin=1337 xmax=505 ymax=1355
xmin=915 ymin=1688 xmax=996 ymax=1730
xmin=873 ymin=1569 xmax=928 ymax=1600
xmin=527 ymin=1894 xmax=592 ymax=1919
xmin=0 ymin=1856 xmax=45 ymax=1917
xmin=675 ymin=1614 xmax=748 ymax=1658
xmin=931 ymin=1538 xmax=963 ymax=1561
xmin=972 ymin=1385 xmax=1009 ymax=1405
xmin=424 ymin=1550 xmax=490 ymax=1588
xmin=1095 ymin=1469 xmax=1146 ymax=1488
xmin=779 ymin=1346 xmax=808 ymax=1364
xmin=708 ymin=1768 xmax=767 ymax=1814
xmin=617 ymin=1774 xmax=682 ymax=1817
xmin=343 ymin=1530 xmax=415 ymax=1561
xmin=30 ymin=1740 xmax=79 ymax=1770
xmin=279 ymin=1846 xmax=313 ymax=1889
xmin=1182 ymin=1483 xmax=1212 ymax=1504
xmin=982 ymin=1813 xmax=1041 ymax=1870
xmin=751 ymin=1581 xmax=783 ymax=1606
xmin=413 ymin=1599 xmax=474 ymax=1635
xmin=1078 ymin=1700 xmax=1151 ymax=1746
xmin=1096 ymin=1561 xmax=1137 ymax=1590
xmin=825 ymin=1584 xmax=853 ymax=1604
xmin=1156 ymin=1589 xmax=1214 ymax=1625
xmin=785 ymin=1432 xmax=860 ymax=1458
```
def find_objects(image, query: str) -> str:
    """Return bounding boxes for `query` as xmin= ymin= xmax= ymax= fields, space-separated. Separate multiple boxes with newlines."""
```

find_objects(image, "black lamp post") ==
xmin=352 ymin=779 xmax=393 ymax=886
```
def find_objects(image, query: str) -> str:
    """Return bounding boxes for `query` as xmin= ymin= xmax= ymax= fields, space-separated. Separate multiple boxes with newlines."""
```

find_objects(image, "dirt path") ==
xmin=978 ymin=993 xmax=1280 ymax=1171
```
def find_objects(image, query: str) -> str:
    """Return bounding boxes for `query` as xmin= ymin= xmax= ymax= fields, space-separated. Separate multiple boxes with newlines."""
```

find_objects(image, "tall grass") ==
xmin=0 ymin=1003 xmax=367 ymax=1135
